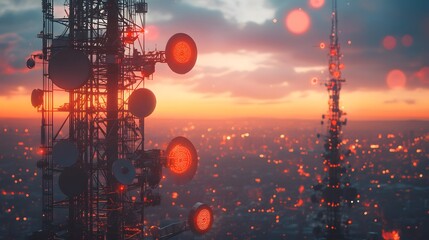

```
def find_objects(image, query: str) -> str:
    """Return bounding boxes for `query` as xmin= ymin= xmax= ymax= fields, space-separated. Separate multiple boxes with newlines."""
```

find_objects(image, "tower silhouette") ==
xmin=28 ymin=1 xmax=212 ymax=239
xmin=312 ymin=1 xmax=357 ymax=239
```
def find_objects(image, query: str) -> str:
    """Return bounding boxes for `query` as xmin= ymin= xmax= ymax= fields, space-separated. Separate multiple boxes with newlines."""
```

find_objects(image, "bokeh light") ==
xmin=386 ymin=69 xmax=406 ymax=89
xmin=311 ymin=77 xmax=318 ymax=85
xmin=309 ymin=0 xmax=325 ymax=9
xmin=401 ymin=34 xmax=413 ymax=47
xmin=382 ymin=35 xmax=397 ymax=50
xmin=285 ymin=9 xmax=310 ymax=35
xmin=415 ymin=66 xmax=429 ymax=83
xmin=144 ymin=25 xmax=160 ymax=41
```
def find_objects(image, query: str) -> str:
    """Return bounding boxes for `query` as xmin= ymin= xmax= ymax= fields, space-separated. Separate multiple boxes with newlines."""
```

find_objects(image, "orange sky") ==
xmin=2 ymin=84 xmax=428 ymax=120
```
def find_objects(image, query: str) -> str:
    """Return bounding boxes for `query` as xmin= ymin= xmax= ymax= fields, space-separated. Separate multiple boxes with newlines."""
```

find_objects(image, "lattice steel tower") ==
xmin=28 ymin=1 xmax=213 ymax=239
xmin=324 ymin=0 xmax=345 ymax=237
xmin=312 ymin=0 xmax=357 ymax=239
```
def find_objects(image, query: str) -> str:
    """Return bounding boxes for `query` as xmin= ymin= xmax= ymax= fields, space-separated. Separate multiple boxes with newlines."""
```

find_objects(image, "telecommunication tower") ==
xmin=312 ymin=0 xmax=357 ymax=239
xmin=27 ymin=0 xmax=213 ymax=239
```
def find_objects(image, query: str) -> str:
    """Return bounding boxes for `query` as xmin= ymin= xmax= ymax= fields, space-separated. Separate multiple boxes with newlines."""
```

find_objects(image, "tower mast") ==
xmin=30 ymin=1 xmax=213 ymax=239
xmin=324 ymin=0 xmax=346 ymax=238
xmin=105 ymin=0 xmax=121 ymax=238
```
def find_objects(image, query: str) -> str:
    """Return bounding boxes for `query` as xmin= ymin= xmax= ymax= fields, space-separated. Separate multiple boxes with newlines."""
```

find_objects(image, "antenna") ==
xmin=29 ymin=0 xmax=212 ymax=239
xmin=313 ymin=1 xmax=358 ymax=239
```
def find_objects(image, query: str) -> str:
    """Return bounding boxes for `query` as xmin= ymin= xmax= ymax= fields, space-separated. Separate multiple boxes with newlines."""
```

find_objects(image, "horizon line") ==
xmin=1 ymin=117 xmax=429 ymax=122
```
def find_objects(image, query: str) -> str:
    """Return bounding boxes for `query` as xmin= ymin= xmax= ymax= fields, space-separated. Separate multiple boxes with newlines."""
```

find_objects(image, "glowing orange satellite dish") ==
xmin=165 ymin=136 xmax=198 ymax=184
xmin=165 ymin=33 xmax=197 ymax=74
xmin=128 ymin=88 xmax=156 ymax=118
xmin=48 ymin=48 xmax=91 ymax=90
xmin=188 ymin=202 xmax=213 ymax=235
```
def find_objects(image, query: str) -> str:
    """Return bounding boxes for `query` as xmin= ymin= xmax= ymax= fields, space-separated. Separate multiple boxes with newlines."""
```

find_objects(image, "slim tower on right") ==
xmin=325 ymin=0 xmax=345 ymax=237
xmin=315 ymin=0 xmax=357 ymax=239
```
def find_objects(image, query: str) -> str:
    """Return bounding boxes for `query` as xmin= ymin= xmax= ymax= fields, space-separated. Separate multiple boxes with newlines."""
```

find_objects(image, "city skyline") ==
xmin=1 ymin=118 xmax=428 ymax=238
xmin=1 ymin=0 xmax=428 ymax=120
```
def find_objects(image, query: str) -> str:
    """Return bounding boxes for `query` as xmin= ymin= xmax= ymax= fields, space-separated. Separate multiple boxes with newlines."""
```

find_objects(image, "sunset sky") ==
xmin=1 ymin=0 xmax=428 ymax=120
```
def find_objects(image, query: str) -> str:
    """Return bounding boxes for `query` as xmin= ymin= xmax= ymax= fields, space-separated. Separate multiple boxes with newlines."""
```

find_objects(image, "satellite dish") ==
xmin=112 ymin=159 xmax=136 ymax=185
xmin=165 ymin=136 xmax=198 ymax=184
xmin=188 ymin=202 xmax=213 ymax=235
xmin=26 ymin=58 xmax=35 ymax=69
xmin=31 ymin=89 xmax=44 ymax=108
xmin=128 ymin=88 xmax=156 ymax=118
xmin=52 ymin=140 xmax=79 ymax=167
xmin=59 ymin=167 xmax=87 ymax=198
xmin=165 ymin=33 xmax=197 ymax=74
xmin=48 ymin=48 xmax=91 ymax=90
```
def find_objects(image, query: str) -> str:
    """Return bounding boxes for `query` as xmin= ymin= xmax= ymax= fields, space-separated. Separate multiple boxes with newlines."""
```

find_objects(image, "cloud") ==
xmin=384 ymin=99 xmax=416 ymax=105
xmin=404 ymin=99 xmax=416 ymax=105
xmin=294 ymin=66 xmax=325 ymax=74
xmin=146 ymin=0 xmax=428 ymax=99
xmin=181 ymin=0 xmax=276 ymax=25
xmin=0 ymin=8 xmax=41 ymax=96
xmin=0 ymin=33 xmax=27 ymax=74
xmin=197 ymin=50 xmax=276 ymax=72
xmin=0 ymin=0 xmax=39 ymax=16
xmin=1 ymin=0 xmax=429 ymax=102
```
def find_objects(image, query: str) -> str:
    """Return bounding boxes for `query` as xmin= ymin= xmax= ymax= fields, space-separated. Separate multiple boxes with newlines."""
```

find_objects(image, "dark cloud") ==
xmin=144 ymin=0 xmax=429 ymax=100
xmin=0 ymin=8 xmax=42 ymax=96
xmin=0 ymin=8 xmax=41 ymax=35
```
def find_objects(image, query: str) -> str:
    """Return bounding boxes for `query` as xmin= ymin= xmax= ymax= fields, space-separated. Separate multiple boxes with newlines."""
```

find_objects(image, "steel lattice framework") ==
xmin=324 ymin=0 xmax=345 ymax=237
xmin=29 ymin=1 xmax=211 ymax=239
xmin=312 ymin=1 xmax=357 ymax=239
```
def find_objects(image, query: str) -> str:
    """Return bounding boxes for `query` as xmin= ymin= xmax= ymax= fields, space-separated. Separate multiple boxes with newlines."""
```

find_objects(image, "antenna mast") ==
xmin=325 ymin=0 xmax=345 ymax=238
xmin=312 ymin=1 xmax=357 ymax=239
xmin=28 ymin=1 xmax=213 ymax=239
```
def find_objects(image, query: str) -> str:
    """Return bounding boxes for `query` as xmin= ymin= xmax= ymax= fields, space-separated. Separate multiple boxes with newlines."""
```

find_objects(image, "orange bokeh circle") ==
xmin=386 ymin=69 xmax=406 ymax=89
xmin=285 ymin=9 xmax=310 ymax=35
